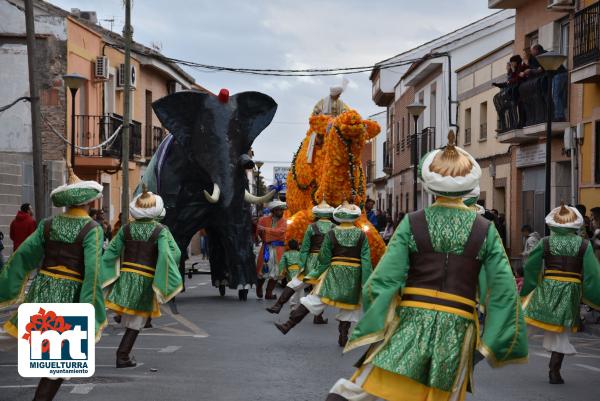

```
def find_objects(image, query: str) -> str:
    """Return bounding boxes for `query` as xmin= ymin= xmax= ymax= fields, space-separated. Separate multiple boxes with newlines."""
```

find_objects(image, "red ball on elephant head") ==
xmin=218 ymin=89 xmax=230 ymax=103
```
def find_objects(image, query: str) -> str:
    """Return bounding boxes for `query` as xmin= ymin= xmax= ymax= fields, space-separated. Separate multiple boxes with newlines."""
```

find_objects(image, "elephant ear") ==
xmin=152 ymin=91 xmax=210 ymax=145
xmin=233 ymin=92 xmax=278 ymax=149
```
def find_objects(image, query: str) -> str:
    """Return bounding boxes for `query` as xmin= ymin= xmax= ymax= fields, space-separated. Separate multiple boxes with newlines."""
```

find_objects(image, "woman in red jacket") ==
xmin=9 ymin=203 xmax=37 ymax=251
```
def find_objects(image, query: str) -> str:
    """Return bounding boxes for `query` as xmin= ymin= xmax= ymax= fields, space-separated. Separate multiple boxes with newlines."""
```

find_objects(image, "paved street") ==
xmin=1 ymin=268 xmax=600 ymax=401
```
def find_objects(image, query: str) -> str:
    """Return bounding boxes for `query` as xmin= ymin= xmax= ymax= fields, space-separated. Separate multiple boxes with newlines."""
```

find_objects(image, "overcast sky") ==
xmin=49 ymin=0 xmax=494 ymax=182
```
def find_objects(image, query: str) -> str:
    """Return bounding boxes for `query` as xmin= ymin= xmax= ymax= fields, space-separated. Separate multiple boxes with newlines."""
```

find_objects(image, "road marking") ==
xmin=160 ymin=306 xmax=209 ymax=337
xmin=70 ymin=384 xmax=95 ymax=394
xmin=158 ymin=326 xmax=191 ymax=335
xmin=534 ymin=352 xmax=550 ymax=359
xmin=158 ymin=345 xmax=181 ymax=353
xmin=575 ymin=363 xmax=600 ymax=372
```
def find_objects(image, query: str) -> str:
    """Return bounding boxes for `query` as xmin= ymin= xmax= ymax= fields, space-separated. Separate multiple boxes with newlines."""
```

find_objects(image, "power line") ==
xmin=106 ymin=43 xmax=426 ymax=77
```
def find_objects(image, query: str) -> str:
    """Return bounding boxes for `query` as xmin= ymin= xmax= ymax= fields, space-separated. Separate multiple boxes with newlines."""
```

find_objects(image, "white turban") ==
xmin=129 ymin=192 xmax=165 ymax=220
xmin=330 ymin=78 xmax=349 ymax=97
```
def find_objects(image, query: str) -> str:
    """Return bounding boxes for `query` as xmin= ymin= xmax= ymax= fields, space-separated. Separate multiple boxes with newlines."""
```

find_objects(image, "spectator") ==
xmin=376 ymin=209 xmax=388 ymax=232
xmin=9 ymin=203 xmax=37 ymax=252
xmin=590 ymin=207 xmax=600 ymax=261
xmin=521 ymin=224 xmax=541 ymax=264
xmin=89 ymin=208 xmax=98 ymax=220
xmin=575 ymin=204 xmax=592 ymax=238
xmin=395 ymin=211 xmax=406 ymax=229
xmin=493 ymin=55 xmax=527 ymax=88
xmin=523 ymin=44 xmax=546 ymax=78
xmin=365 ymin=199 xmax=377 ymax=227
xmin=382 ymin=219 xmax=395 ymax=244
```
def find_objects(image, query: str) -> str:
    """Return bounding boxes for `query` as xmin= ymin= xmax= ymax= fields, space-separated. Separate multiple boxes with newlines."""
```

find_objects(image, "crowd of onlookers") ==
xmin=493 ymin=43 xmax=568 ymax=130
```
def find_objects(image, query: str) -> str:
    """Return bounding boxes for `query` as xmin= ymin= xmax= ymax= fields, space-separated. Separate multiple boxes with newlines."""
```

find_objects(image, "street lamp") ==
xmin=406 ymin=102 xmax=427 ymax=211
xmin=536 ymin=51 xmax=567 ymax=235
xmin=63 ymin=73 xmax=86 ymax=168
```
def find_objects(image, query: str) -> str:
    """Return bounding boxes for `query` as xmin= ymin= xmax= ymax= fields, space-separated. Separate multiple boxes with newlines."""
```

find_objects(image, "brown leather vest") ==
xmin=122 ymin=224 xmax=164 ymax=271
xmin=543 ymin=237 xmax=588 ymax=280
xmin=41 ymin=218 xmax=98 ymax=280
xmin=329 ymin=229 xmax=365 ymax=264
xmin=309 ymin=223 xmax=325 ymax=253
xmin=406 ymin=210 xmax=490 ymax=304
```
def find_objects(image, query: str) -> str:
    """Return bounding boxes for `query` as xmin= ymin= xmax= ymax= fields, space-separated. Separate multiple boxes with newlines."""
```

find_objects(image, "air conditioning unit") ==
xmin=167 ymin=80 xmax=177 ymax=94
xmin=95 ymin=56 xmax=109 ymax=80
xmin=563 ymin=127 xmax=573 ymax=151
xmin=547 ymin=0 xmax=574 ymax=10
xmin=117 ymin=63 xmax=137 ymax=89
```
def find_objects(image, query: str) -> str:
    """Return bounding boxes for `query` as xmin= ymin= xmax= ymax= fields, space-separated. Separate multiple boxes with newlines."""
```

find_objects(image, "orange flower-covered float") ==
xmin=285 ymin=110 xmax=386 ymax=266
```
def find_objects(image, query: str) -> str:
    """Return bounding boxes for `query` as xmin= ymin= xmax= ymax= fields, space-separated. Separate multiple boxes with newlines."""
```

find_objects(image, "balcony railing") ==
xmin=365 ymin=160 xmax=375 ymax=184
xmin=574 ymin=2 xmax=600 ymax=68
xmin=146 ymin=126 xmax=166 ymax=158
xmin=74 ymin=114 xmax=142 ymax=161
xmin=493 ymin=73 xmax=568 ymax=134
xmin=464 ymin=127 xmax=472 ymax=145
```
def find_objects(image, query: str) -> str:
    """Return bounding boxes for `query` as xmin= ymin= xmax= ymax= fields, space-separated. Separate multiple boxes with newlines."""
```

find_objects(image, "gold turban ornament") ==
xmin=429 ymin=131 xmax=473 ymax=178
xmin=135 ymin=183 xmax=157 ymax=209
xmin=66 ymin=162 xmax=82 ymax=185
xmin=554 ymin=202 xmax=578 ymax=225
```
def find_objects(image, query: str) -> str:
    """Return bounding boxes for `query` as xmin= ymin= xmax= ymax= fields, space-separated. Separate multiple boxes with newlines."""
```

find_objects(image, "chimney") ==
xmin=70 ymin=8 xmax=98 ymax=24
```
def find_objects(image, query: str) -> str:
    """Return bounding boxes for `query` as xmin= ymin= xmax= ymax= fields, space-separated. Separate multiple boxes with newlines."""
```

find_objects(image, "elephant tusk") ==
xmin=203 ymin=184 xmax=221 ymax=204
xmin=244 ymin=189 xmax=275 ymax=204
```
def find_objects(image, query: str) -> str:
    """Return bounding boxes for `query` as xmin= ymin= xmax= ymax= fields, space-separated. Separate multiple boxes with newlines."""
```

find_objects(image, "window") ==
xmin=401 ymin=117 xmax=405 ymax=150
xmin=479 ymin=102 xmax=487 ymax=141
xmin=464 ymin=108 xmax=472 ymax=145
xmin=395 ymin=121 xmax=400 ymax=154
xmin=430 ymin=87 xmax=436 ymax=128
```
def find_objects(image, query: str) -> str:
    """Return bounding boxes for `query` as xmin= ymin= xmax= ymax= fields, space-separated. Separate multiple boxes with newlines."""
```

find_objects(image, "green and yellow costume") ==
xmin=306 ymin=226 xmax=372 ymax=310
xmin=279 ymin=249 xmax=302 ymax=282
xmin=521 ymin=227 xmax=600 ymax=332
xmin=102 ymin=220 xmax=182 ymax=318
xmin=345 ymin=201 xmax=527 ymax=401
xmin=0 ymin=169 xmax=106 ymax=342
xmin=298 ymin=219 xmax=335 ymax=284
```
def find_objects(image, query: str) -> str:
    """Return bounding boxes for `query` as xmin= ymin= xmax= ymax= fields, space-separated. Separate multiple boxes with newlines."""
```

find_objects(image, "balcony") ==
xmin=488 ymin=0 xmax=528 ymax=9
xmin=371 ymin=70 xmax=394 ymax=107
xmin=74 ymin=114 xmax=142 ymax=170
xmin=365 ymin=160 xmax=375 ymax=184
xmin=492 ymin=74 xmax=569 ymax=143
xmin=572 ymin=2 xmax=600 ymax=84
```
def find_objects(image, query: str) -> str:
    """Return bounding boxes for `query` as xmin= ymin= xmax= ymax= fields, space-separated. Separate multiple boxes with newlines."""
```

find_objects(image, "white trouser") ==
xmin=288 ymin=277 xmax=306 ymax=309
xmin=543 ymin=330 xmax=577 ymax=355
xmin=122 ymin=314 xmax=146 ymax=331
xmin=329 ymin=364 xmax=378 ymax=401
xmin=300 ymin=294 xmax=361 ymax=322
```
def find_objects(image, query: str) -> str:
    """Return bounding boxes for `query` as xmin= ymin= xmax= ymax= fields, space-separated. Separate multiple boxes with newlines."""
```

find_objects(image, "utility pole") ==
xmin=24 ymin=0 xmax=46 ymax=219
xmin=121 ymin=0 xmax=132 ymax=221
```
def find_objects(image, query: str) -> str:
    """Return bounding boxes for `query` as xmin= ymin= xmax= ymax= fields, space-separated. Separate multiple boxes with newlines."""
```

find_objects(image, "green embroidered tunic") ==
xmin=279 ymin=250 xmax=302 ymax=281
xmin=0 ymin=211 xmax=106 ymax=341
xmin=347 ymin=204 xmax=527 ymax=393
xmin=102 ymin=220 xmax=182 ymax=318
xmin=299 ymin=219 xmax=335 ymax=279
xmin=520 ymin=227 xmax=600 ymax=332
xmin=305 ymin=226 xmax=372 ymax=310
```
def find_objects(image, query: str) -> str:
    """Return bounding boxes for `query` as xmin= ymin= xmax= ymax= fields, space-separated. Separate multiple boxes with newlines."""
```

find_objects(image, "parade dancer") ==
xmin=324 ymin=132 xmax=528 ymax=401
xmin=275 ymin=201 xmax=372 ymax=347
xmin=276 ymin=240 xmax=302 ymax=309
xmin=266 ymin=199 xmax=335 ymax=325
xmin=521 ymin=204 xmax=600 ymax=384
xmin=256 ymin=200 xmax=287 ymax=300
xmin=0 ymin=166 xmax=106 ymax=401
xmin=102 ymin=186 xmax=182 ymax=368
